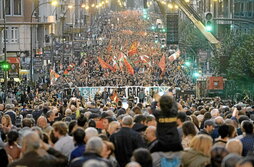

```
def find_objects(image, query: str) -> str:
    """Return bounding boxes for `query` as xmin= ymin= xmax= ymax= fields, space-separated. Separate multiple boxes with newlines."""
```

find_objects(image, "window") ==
xmin=0 ymin=0 xmax=2 ymax=19
xmin=10 ymin=27 xmax=18 ymax=43
xmin=2 ymin=27 xmax=9 ymax=43
xmin=1 ymin=27 xmax=19 ymax=43
xmin=13 ymin=0 xmax=21 ymax=15
xmin=5 ymin=0 xmax=11 ymax=15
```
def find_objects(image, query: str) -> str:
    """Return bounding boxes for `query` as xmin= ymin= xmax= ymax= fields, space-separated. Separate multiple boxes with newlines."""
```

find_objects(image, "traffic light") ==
xmin=142 ymin=9 xmax=149 ymax=20
xmin=1 ymin=61 xmax=10 ymax=71
xmin=205 ymin=12 xmax=213 ymax=32
xmin=184 ymin=61 xmax=191 ymax=67
xmin=193 ymin=71 xmax=200 ymax=78
xmin=161 ymin=28 xmax=166 ymax=32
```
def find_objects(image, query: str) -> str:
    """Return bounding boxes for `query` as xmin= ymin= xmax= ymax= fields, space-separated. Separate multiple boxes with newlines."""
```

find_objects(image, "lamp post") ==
xmin=30 ymin=1 xmax=58 ymax=83
xmin=3 ymin=0 xmax=8 ymax=100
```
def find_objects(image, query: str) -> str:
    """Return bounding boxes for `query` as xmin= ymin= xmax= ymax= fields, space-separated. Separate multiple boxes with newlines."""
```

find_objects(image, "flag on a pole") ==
xmin=168 ymin=50 xmax=181 ymax=62
xmin=128 ymin=41 xmax=139 ymax=56
xmin=98 ymin=57 xmax=115 ymax=72
xmin=124 ymin=58 xmax=134 ymax=75
xmin=159 ymin=55 xmax=166 ymax=72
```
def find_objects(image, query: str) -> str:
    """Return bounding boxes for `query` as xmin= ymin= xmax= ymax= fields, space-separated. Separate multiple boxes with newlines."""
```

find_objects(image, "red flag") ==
xmin=159 ymin=55 xmax=166 ymax=72
xmin=128 ymin=41 xmax=139 ymax=56
xmin=124 ymin=58 xmax=134 ymax=75
xmin=64 ymin=70 xmax=69 ymax=75
xmin=98 ymin=57 xmax=115 ymax=72
xmin=98 ymin=57 xmax=108 ymax=69
xmin=107 ymin=40 xmax=112 ymax=53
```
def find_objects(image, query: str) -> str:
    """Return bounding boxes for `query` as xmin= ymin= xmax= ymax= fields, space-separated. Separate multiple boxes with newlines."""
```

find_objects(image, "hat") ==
xmin=204 ymin=119 xmax=216 ymax=127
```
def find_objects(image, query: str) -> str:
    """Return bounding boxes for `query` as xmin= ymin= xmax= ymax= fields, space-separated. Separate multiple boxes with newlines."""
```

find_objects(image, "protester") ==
xmin=181 ymin=134 xmax=212 ymax=167
xmin=110 ymin=115 xmax=145 ymax=167
xmin=70 ymin=137 xmax=112 ymax=167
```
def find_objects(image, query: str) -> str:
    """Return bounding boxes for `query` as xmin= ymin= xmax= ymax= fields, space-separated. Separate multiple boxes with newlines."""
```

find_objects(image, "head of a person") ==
xmin=107 ymin=121 xmax=120 ymax=135
xmin=77 ymin=114 xmax=88 ymax=128
xmin=126 ymin=162 xmax=141 ymax=167
xmin=101 ymin=140 xmax=115 ymax=159
xmin=37 ymin=116 xmax=48 ymax=129
xmin=132 ymin=148 xmax=153 ymax=167
xmin=21 ymin=132 xmax=41 ymax=154
xmin=117 ymin=101 xmax=122 ymax=107
xmin=7 ymin=130 xmax=19 ymax=146
xmin=241 ymin=120 xmax=253 ymax=135
xmin=65 ymin=109 xmax=72 ymax=116
xmin=52 ymin=121 xmax=68 ymax=138
xmin=144 ymin=126 xmax=156 ymax=143
xmin=85 ymin=137 xmax=103 ymax=155
xmin=237 ymin=157 xmax=254 ymax=167
xmin=211 ymin=146 xmax=229 ymax=167
xmin=83 ymin=160 xmax=108 ymax=167
xmin=225 ymin=139 xmax=243 ymax=155
xmin=134 ymin=115 xmax=146 ymax=125
xmin=102 ymin=116 xmax=114 ymax=130
xmin=221 ymin=153 xmax=242 ymax=167
xmin=146 ymin=115 xmax=157 ymax=127
xmin=190 ymin=115 xmax=199 ymax=129
xmin=218 ymin=124 xmax=230 ymax=139
xmin=1 ymin=114 xmax=12 ymax=127
xmin=159 ymin=95 xmax=178 ymax=117
xmin=182 ymin=121 xmax=197 ymax=137
xmin=73 ymin=128 xmax=86 ymax=145
xmin=46 ymin=110 xmax=55 ymax=122
xmin=0 ymin=104 xmax=5 ymax=111
xmin=190 ymin=135 xmax=213 ymax=157
xmin=22 ymin=118 xmax=34 ymax=128
xmin=85 ymin=127 xmax=98 ymax=142
xmin=132 ymin=106 xmax=142 ymax=115
xmin=204 ymin=119 xmax=215 ymax=134
xmin=177 ymin=112 xmax=187 ymax=126
xmin=211 ymin=109 xmax=220 ymax=118
xmin=122 ymin=115 xmax=133 ymax=128
xmin=215 ymin=116 xmax=225 ymax=126
xmin=70 ymin=105 xmax=77 ymax=112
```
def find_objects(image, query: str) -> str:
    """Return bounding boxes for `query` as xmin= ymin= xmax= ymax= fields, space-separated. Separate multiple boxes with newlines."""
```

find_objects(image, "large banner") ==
xmin=76 ymin=86 xmax=171 ymax=100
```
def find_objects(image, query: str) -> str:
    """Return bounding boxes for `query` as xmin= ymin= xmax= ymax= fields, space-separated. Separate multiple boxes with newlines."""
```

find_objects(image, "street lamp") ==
xmin=30 ymin=1 xmax=58 ymax=82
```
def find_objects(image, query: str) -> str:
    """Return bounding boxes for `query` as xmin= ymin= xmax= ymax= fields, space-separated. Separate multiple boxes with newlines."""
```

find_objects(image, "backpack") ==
xmin=160 ymin=157 xmax=181 ymax=167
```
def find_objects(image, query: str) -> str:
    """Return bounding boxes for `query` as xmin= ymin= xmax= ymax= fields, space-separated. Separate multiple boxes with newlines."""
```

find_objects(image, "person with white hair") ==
xmin=110 ymin=115 xmax=145 ymax=167
xmin=211 ymin=109 xmax=220 ymax=118
xmin=70 ymin=137 xmax=112 ymax=167
xmin=226 ymin=139 xmax=243 ymax=155
xmin=85 ymin=127 xmax=99 ymax=142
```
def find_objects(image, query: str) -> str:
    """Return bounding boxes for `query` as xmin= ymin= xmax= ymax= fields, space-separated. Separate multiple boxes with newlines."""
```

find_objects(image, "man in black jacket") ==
xmin=8 ymin=132 xmax=68 ymax=167
xmin=110 ymin=115 xmax=145 ymax=167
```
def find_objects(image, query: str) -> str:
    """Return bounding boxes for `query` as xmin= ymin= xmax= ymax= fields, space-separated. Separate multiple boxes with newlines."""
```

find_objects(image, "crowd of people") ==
xmin=55 ymin=10 xmax=194 ymax=90
xmin=1 ymin=85 xmax=254 ymax=167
